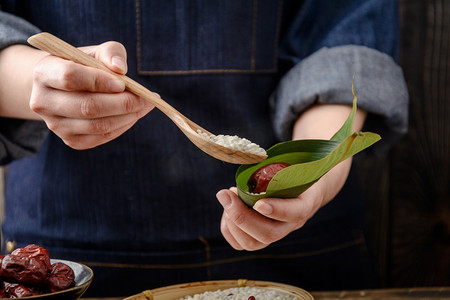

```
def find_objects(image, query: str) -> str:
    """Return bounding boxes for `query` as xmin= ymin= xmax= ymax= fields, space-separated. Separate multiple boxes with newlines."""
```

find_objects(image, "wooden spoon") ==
xmin=27 ymin=32 xmax=267 ymax=164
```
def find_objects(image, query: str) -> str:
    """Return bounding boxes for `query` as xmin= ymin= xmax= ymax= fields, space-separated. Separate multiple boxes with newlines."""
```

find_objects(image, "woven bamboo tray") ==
xmin=123 ymin=279 xmax=314 ymax=300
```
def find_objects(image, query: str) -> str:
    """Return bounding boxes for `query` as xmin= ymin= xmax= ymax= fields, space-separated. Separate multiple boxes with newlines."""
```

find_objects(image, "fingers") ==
xmin=219 ymin=214 xmax=244 ymax=251
xmin=220 ymin=212 xmax=270 ymax=251
xmin=56 ymin=120 xmax=138 ymax=150
xmin=253 ymin=194 xmax=319 ymax=225
xmin=33 ymin=40 xmax=128 ymax=93
xmin=31 ymin=88 xmax=152 ymax=119
xmin=29 ymin=41 xmax=155 ymax=149
xmin=45 ymin=104 xmax=152 ymax=149
xmin=32 ymin=55 xmax=125 ymax=93
xmin=254 ymin=178 xmax=326 ymax=224
xmin=217 ymin=189 xmax=288 ymax=250
xmin=217 ymin=185 xmax=325 ymax=251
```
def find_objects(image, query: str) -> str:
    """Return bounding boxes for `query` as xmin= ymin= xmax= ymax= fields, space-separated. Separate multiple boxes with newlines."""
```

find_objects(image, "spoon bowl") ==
xmin=27 ymin=32 xmax=267 ymax=164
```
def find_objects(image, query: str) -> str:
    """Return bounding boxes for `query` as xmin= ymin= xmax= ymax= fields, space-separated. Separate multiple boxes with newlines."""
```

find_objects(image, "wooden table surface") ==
xmin=83 ymin=287 xmax=450 ymax=300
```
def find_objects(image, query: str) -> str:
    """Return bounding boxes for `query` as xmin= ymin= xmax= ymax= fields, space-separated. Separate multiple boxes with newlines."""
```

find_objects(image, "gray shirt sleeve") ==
xmin=270 ymin=45 xmax=409 ymax=154
xmin=0 ymin=11 xmax=48 ymax=165
xmin=0 ymin=11 xmax=41 ymax=49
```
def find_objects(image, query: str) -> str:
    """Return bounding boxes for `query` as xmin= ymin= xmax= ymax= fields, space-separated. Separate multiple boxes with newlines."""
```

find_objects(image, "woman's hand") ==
xmin=216 ymin=103 xmax=366 ymax=250
xmin=0 ymin=42 xmax=154 ymax=149
xmin=216 ymin=156 xmax=352 ymax=251
xmin=28 ymin=42 xmax=154 ymax=149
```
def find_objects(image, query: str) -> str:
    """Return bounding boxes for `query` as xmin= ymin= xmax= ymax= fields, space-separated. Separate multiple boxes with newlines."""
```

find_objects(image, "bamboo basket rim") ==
xmin=123 ymin=279 xmax=314 ymax=300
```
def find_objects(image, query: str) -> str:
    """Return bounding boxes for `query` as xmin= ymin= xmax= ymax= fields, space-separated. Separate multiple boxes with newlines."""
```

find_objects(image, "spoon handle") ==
xmin=27 ymin=32 xmax=183 ymax=122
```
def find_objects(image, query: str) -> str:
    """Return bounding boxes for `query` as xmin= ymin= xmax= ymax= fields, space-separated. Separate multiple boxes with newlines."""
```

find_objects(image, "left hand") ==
xmin=216 ymin=103 xmax=366 ymax=251
xmin=216 ymin=186 xmax=319 ymax=251
xmin=216 ymin=156 xmax=351 ymax=251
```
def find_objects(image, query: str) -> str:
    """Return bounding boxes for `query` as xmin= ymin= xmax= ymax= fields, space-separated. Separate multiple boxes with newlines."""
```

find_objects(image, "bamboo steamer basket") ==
xmin=123 ymin=279 xmax=314 ymax=300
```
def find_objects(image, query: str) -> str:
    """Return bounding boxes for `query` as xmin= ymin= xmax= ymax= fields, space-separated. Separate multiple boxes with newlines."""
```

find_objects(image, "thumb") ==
xmin=85 ymin=41 xmax=128 ymax=75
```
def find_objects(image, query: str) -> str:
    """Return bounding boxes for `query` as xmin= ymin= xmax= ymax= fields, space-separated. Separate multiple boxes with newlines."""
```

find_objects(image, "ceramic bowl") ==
xmin=3 ymin=259 xmax=93 ymax=300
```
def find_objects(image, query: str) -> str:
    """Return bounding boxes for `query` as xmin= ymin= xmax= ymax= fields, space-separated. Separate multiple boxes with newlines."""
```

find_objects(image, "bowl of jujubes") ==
xmin=0 ymin=244 xmax=93 ymax=299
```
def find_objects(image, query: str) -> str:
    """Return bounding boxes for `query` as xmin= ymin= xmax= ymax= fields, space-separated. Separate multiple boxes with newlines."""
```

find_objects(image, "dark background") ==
xmin=359 ymin=0 xmax=450 ymax=288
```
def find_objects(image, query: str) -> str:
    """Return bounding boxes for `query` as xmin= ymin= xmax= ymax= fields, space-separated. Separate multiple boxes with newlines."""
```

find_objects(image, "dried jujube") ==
xmin=45 ymin=262 xmax=75 ymax=292
xmin=247 ymin=162 xmax=290 ymax=193
xmin=1 ymin=254 xmax=49 ymax=285
xmin=3 ymin=282 xmax=40 ymax=298
xmin=12 ymin=244 xmax=51 ymax=271
xmin=0 ymin=244 xmax=76 ymax=298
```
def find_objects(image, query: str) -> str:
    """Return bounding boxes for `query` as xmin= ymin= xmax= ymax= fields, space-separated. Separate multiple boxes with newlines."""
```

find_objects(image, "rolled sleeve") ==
xmin=270 ymin=45 xmax=409 ymax=153
xmin=0 ymin=118 xmax=49 ymax=165
xmin=0 ymin=11 xmax=40 ymax=50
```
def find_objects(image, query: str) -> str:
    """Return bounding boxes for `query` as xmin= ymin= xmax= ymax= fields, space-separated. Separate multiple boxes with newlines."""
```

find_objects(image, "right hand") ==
xmin=29 ymin=41 xmax=154 ymax=149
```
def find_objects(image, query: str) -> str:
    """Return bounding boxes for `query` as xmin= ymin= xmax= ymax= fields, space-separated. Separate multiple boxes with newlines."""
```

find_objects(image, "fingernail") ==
xmin=108 ymin=79 xmax=125 ymax=92
xmin=111 ymin=56 xmax=127 ymax=73
xmin=217 ymin=190 xmax=232 ymax=209
xmin=254 ymin=201 xmax=273 ymax=215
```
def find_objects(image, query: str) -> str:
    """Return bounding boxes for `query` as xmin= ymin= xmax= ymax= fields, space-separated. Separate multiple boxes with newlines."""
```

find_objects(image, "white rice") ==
xmin=197 ymin=130 xmax=266 ymax=156
xmin=177 ymin=286 xmax=297 ymax=300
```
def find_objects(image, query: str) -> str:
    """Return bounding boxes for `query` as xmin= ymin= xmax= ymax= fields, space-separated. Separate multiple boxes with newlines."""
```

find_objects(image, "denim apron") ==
xmin=2 ymin=0 xmax=385 ymax=296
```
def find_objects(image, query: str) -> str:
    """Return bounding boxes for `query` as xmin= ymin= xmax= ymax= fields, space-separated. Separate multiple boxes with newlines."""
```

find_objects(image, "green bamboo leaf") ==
xmin=236 ymin=132 xmax=380 ymax=206
xmin=235 ymin=140 xmax=339 ymax=205
xmin=330 ymin=79 xmax=357 ymax=142
xmin=266 ymin=131 xmax=380 ymax=193
xmin=235 ymin=82 xmax=381 ymax=207
xmin=235 ymin=139 xmax=341 ymax=182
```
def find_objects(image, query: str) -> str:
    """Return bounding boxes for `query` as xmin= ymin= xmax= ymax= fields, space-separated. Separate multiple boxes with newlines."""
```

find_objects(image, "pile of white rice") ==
xmin=197 ymin=130 xmax=266 ymax=156
xmin=177 ymin=286 xmax=297 ymax=300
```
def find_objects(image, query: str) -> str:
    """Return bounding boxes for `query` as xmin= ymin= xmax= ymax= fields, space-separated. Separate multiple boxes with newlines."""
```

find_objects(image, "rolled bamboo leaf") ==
xmin=330 ymin=80 xmax=358 ymax=142
xmin=235 ymin=84 xmax=381 ymax=207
